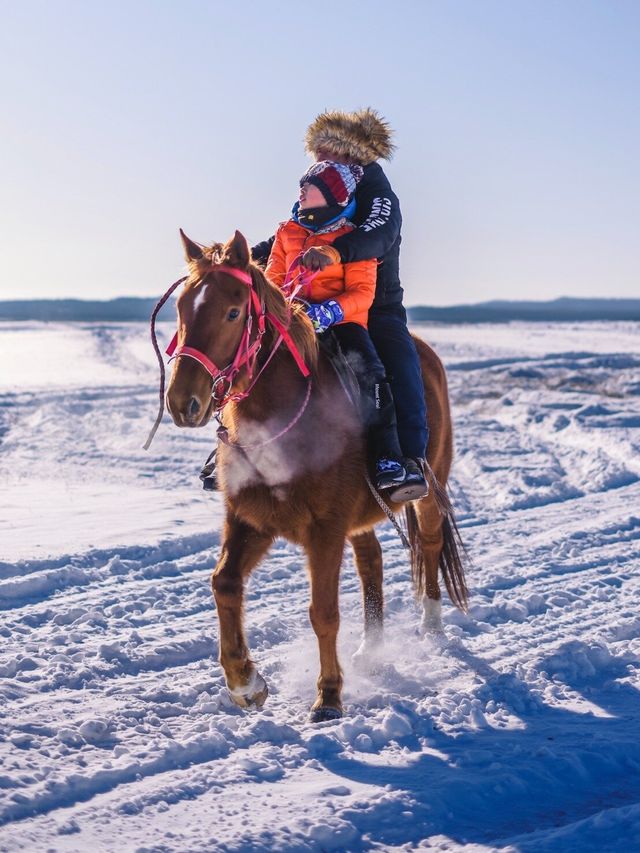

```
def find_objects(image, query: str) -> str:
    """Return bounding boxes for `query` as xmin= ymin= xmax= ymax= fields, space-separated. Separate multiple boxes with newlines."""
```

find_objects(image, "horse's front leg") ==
xmin=305 ymin=530 xmax=345 ymax=722
xmin=212 ymin=515 xmax=272 ymax=708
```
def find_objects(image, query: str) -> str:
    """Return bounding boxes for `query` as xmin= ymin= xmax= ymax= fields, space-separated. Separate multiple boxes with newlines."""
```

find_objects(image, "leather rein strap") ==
xmin=142 ymin=274 xmax=187 ymax=450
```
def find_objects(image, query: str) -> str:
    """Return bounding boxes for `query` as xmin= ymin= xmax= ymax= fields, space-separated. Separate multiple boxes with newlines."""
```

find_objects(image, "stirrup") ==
xmin=199 ymin=448 xmax=218 ymax=492
xmin=389 ymin=458 xmax=429 ymax=502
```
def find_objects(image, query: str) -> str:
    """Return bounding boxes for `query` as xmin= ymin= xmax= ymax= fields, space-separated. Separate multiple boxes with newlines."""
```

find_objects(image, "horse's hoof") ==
xmin=227 ymin=669 xmax=268 ymax=710
xmin=352 ymin=639 xmax=384 ymax=675
xmin=420 ymin=598 xmax=444 ymax=637
xmin=309 ymin=706 xmax=343 ymax=723
xmin=423 ymin=628 xmax=448 ymax=649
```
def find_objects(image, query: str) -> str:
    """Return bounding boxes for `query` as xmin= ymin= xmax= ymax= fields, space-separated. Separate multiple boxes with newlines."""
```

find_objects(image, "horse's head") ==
xmin=166 ymin=229 xmax=254 ymax=428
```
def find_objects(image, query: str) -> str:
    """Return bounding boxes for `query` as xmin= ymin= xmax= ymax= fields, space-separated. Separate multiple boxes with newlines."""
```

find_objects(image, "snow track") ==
xmin=0 ymin=321 xmax=639 ymax=851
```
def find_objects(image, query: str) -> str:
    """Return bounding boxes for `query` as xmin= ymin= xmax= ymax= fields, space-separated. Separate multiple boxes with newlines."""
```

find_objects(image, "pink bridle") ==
xmin=143 ymin=262 xmax=312 ymax=450
xmin=165 ymin=265 xmax=309 ymax=407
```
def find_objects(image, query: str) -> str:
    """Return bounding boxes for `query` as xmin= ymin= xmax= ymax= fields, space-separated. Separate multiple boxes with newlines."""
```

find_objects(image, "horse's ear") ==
xmin=180 ymin=229 xmax=203 ymax=262
xmin=224 ymin=230 xmax=250 ymax=270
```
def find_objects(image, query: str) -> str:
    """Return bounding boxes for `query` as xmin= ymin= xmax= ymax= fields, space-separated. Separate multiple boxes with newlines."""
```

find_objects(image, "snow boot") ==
xmin=367 ymin=381 xmax=407 ymax=493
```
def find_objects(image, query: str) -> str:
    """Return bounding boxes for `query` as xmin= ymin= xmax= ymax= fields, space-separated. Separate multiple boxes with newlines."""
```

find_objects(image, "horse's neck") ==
xmin=259 ymin=291 xmax=318 ymax=373
xmin=230 ymin=325 xmax=311 ymax=422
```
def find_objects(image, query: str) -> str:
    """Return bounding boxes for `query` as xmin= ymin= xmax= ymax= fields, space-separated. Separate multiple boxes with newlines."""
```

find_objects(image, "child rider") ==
xmin=265 ymin=160 xmax=429 ymax=501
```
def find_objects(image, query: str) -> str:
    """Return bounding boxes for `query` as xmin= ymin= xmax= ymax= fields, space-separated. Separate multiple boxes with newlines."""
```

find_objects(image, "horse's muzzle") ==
xmin=166 ymin=392 xmax=214 ymax=428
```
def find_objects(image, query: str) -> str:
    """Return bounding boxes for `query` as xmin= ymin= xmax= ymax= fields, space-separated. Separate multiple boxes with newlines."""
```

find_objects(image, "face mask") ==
xmin=297 ymin=203 xmax=345 ymax=229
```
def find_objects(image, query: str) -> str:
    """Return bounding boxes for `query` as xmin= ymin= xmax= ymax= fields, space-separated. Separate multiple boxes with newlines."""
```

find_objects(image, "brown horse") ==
xmin=165 ymin=230 xmax=467 ymax=721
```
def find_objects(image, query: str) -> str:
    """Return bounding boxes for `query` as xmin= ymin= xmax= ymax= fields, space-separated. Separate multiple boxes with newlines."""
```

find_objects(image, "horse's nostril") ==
xmin=188 ymin=397 xmax=201 ymax=419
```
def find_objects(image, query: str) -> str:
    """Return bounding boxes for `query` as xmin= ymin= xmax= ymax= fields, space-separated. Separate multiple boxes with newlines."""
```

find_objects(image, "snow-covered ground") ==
xmin=1 ymin=319 xmax=639 ymax=852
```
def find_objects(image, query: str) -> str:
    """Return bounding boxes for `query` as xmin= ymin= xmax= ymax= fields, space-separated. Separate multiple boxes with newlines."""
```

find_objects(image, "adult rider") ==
xmin=252 ymin=108 xmax=429 ymax=494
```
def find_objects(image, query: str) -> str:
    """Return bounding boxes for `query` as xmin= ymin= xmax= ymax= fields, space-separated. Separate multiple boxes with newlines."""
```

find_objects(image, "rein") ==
xmin=143 ymin=275 xmax=188 ymax=450
xmin=144 ymin=263 xmax=312 ymax=450
xmin=216 ymin=377 xmax=313 ymax=451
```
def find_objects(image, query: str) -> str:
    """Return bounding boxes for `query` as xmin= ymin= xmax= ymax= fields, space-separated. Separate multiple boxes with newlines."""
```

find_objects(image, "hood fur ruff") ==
xmin=304 ymin=108 xmax=396 ymax=165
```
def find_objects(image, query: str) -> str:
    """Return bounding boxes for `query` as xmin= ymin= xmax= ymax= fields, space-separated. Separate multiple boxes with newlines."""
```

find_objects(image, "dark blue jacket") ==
xmin=332 ymin=162 xmax=403 ymax=307
xmin=252 ymin=162 xmax=403 ymax=308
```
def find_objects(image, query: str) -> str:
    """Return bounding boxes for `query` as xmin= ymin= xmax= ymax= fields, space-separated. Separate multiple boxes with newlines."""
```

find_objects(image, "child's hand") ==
xmin=305 ymin=300 xmax=344 ymax=333
xmin=301 ymin=246 xmax=341 ymax=271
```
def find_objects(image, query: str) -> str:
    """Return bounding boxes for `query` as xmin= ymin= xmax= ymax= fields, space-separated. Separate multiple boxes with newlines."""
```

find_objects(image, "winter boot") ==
xmin=366 ymin=381 xmax=431 ymax=501
xmin=367 ymin=381 xmax=407 ymax=493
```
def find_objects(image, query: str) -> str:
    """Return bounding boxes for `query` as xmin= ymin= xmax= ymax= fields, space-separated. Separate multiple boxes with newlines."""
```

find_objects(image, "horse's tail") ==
xmin=405 ymin=479 xmax=469 ymax=612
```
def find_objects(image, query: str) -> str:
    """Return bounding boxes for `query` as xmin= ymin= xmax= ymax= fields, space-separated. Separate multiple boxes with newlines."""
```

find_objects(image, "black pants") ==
xmin=329 ymin=322 xmax=386 ymax=388
xmin=329 ymin=322 xmax=402 ymax=461
xmin=368 ymin=303 xmax=428 ymax=458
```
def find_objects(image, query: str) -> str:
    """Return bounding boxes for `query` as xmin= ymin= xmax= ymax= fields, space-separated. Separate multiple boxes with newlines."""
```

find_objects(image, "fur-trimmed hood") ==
xmin=304 ymin=108 xmax=396 ymax=165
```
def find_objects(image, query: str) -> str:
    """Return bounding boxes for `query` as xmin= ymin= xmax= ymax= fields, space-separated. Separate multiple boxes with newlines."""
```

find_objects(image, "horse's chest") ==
xmin=220 ymin=451 xmax=312 ymax=537
xmin=228 ymin=484 xmax=310 ymax=540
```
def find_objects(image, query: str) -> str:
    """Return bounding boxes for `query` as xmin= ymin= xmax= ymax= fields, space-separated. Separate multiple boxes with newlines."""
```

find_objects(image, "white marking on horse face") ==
xmin=193 ymin=283 xmax=209 ymax=314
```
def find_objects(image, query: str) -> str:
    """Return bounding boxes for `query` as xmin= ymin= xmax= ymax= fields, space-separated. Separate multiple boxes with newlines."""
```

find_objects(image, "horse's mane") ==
xmin=248 ymin=263 xmax=319 ymax=371
xmin=186 ymin=243 xmax=318 ymax=372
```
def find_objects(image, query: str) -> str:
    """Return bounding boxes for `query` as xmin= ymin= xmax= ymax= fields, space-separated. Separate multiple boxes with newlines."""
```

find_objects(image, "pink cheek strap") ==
xmin=166 ymin=333 xmax=222 ymax=377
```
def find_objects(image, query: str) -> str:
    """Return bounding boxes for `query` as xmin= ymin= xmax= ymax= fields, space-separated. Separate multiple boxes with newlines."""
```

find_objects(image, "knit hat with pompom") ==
xmin=299 ymin=161 xmax=364 ymax=207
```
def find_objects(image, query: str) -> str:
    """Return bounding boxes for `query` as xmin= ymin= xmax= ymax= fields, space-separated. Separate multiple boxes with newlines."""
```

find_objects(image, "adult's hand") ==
xmin=301 ymin=246 xmax=341 ymax=271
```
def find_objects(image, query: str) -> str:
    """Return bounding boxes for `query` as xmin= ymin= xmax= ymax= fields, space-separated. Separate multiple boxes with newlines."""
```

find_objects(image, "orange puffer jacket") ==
xmin=265 ymin=220 xmax=377 ymax=328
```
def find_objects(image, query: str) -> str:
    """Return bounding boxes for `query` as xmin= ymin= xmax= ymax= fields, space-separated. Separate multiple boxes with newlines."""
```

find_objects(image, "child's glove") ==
xmin=301 ymin=246 xmax=341 ymax=271
xmin=305 ymin=300 xmax=344 ymax=333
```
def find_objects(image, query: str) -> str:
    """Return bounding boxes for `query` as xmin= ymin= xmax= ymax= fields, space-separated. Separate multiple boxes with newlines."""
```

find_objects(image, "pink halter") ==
xmin=166 ymin=264 xmax=310 ymax=405
xmin=144 ymin=262 xmax=313 ymax=451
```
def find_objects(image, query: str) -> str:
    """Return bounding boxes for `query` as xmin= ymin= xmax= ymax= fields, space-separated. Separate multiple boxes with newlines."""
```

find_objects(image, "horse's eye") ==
xmin=227 ymin=308 xmax=241 ymax=321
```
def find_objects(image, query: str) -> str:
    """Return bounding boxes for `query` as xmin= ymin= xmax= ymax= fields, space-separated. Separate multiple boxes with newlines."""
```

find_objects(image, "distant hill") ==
xmin=407 ymin=297 xmax=640 ymax=323
xmin=0 ymin=298 xmax=173 ymax=322
xmin=0 ymin=296 xmax=639 ymax=323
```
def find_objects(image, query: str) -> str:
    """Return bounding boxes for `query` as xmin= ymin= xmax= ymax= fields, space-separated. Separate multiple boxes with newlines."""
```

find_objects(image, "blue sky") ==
xmin=1 ymin=0 xmax=638 ymax=306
